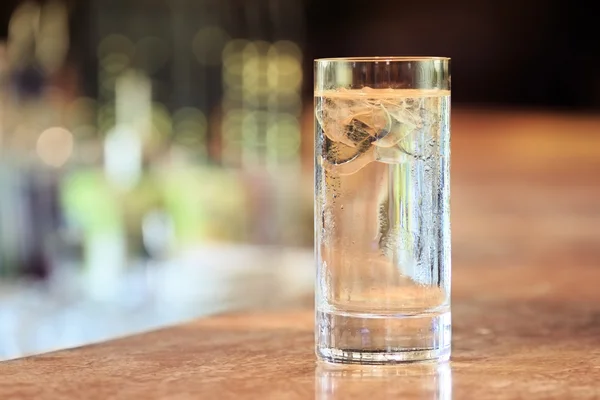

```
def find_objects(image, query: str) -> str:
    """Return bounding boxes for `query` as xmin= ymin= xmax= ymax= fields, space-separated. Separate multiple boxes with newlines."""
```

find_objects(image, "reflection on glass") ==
xmin=316 ymin=361 xmax=451 ymax=399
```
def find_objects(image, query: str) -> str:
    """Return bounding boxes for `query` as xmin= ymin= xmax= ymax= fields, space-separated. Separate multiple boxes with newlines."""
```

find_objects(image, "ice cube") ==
xmin=315 ymin=97 xmax=352 ymax=145
xmin=375 ymin=144 xmax=408 ymax=164
xmin=372 ymin=103 xmax=421 ymax=148
xmin=351 ymin=108 xmax=389 ymax=139
xmin=322 ymin=136 xmax=374 ymax=175
xmin=345 ymin=117 xmax=374 ymax=146
xmin=317 ymin=98 xmax=386 ymax=148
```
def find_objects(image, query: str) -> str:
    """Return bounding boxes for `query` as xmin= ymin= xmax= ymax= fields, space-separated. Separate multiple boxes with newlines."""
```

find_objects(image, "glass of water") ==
xmin=315 ymin=57 xmax=451 ymax=364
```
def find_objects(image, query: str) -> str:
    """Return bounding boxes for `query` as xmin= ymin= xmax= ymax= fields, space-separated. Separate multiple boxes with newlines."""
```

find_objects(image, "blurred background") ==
xmin=0 ymin=0 xmax=598 ymax=360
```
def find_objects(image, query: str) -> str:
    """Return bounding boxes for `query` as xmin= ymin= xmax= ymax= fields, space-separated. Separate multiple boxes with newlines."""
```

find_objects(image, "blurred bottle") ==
xmin=0 ymin=0 xmax=73 ymax=281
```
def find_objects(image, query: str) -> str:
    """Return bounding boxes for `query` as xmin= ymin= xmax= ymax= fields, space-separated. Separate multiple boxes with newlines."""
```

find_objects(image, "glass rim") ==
xmin=314 ymin=56 xmax=450 ymax=63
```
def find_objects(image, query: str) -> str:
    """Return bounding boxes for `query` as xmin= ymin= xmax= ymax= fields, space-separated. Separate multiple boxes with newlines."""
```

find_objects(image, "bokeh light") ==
xmin=221 ymin=37 xmax=303 ymax=168
xmin=36 ymin=127 xmax=74 ymax=167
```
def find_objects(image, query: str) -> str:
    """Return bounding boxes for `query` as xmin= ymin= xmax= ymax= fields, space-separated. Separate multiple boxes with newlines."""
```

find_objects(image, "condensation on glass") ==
xmin=315 ymin=57 xmax=451 ymax=364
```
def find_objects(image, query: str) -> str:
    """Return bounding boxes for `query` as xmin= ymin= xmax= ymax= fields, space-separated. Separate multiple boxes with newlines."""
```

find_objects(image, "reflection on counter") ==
xmin=316 ymin=362 xmax=452 ymax=399
xmin=0 ymin=245 xmax=314 ymax=361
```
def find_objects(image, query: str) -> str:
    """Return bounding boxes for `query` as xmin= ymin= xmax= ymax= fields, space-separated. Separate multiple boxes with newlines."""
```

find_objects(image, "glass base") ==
xmin=316 ymin=309 xmax=451 ymax=365
xmin=317 ymin=346 xmax=450 ymax=364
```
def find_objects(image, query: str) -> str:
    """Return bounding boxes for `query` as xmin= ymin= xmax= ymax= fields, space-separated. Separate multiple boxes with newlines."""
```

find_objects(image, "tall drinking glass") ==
xmin=315 ymin=57 xmax=451 ymax=364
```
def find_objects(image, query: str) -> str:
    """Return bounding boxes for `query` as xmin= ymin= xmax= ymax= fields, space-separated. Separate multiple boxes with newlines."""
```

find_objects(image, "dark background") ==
xmin=1 ymin=0 xmax=598 ymax=110
xmin=306 ymin=0 xmax=600 ymax=110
